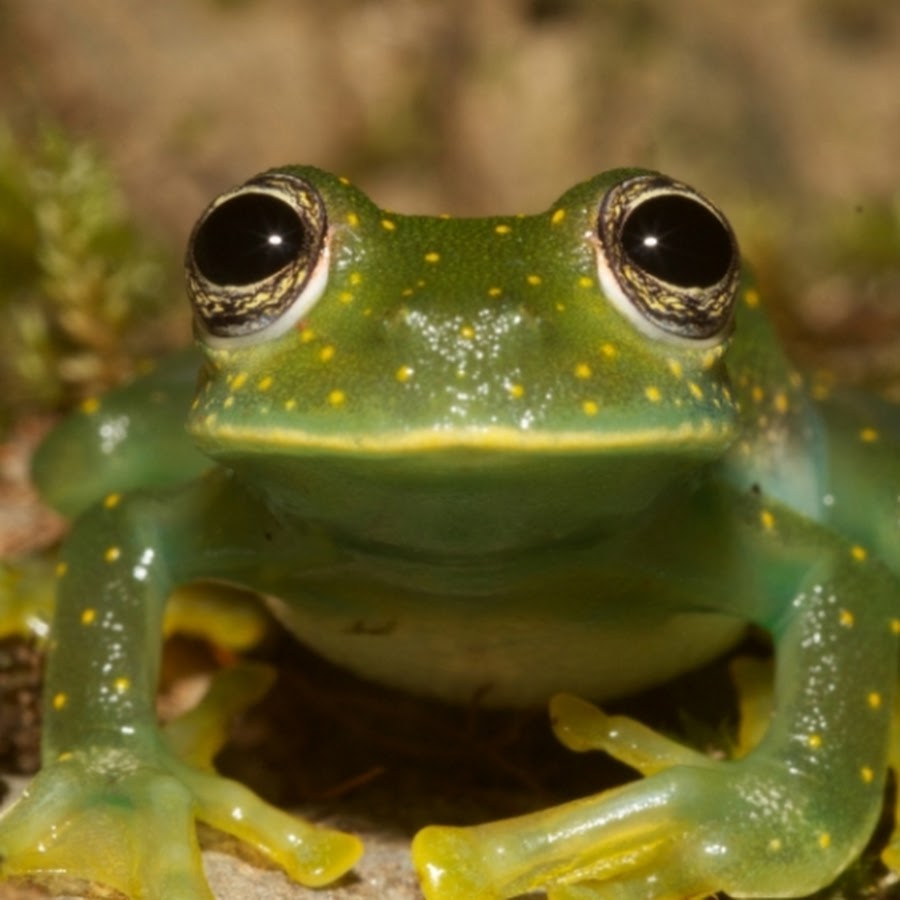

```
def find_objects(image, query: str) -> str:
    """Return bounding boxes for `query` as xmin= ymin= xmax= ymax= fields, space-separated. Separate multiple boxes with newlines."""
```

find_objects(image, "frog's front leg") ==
xmin=0 ymin=471 xmax=362 ymax=899
xmin=414 ymin=493 xmax=898 ymax=899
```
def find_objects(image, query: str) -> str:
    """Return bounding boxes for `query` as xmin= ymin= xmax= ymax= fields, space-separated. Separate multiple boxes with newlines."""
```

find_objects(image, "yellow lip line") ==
xmin=191 ymin=421 xmax=735 ymax=454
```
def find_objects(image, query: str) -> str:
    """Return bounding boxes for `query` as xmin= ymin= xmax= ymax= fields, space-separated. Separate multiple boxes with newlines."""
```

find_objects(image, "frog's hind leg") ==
xmin=164 ymin=664 xmax=362 ymax=888
xmin=413 ymin=695 xmax=725 ymax=900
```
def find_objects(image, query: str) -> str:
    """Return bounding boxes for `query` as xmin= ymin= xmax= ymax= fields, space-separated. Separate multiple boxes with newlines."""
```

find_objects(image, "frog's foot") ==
xmin=0 ymin=746 xmax=362 ymax=898
xmin=412 ymin=694 xmax=857 ymax=900
xmin=0 ymin=666 xmax=362 ymax=898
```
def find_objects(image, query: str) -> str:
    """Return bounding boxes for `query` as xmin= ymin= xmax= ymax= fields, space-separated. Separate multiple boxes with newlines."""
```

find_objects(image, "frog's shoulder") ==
xmin=33 ymin=346 xmax=209 ymax=517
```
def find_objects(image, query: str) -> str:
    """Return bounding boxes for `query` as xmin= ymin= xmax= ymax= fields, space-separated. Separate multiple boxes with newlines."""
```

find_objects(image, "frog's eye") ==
xmin=186 ymin=172 xmax=329 ymax=346
xmin=594 ymin=174 xmax=740 ymax=344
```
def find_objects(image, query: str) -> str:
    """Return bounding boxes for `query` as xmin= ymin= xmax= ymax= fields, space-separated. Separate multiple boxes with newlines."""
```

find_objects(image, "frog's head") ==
xmin=185 ymin=166 xmax=744 ymax=555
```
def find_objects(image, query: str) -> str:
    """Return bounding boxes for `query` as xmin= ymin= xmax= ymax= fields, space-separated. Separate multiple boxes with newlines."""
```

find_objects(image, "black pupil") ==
xmin=620 ymin=194 xmax=733 ymax=288
xmin=192 ymin=193 xmax=306 ymax=285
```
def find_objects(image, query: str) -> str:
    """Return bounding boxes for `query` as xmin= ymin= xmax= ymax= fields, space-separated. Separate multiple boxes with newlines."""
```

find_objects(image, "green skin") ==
xmin=1 ymin=166 xmax=899 ymax=899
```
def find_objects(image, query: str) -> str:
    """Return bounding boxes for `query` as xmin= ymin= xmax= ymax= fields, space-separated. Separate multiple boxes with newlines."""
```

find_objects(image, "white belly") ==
xmin=267 ymin=597 xmax=746 ymax=707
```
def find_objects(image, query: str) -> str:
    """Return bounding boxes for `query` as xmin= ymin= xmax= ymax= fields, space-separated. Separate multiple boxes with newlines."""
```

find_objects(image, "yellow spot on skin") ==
xmin=53 ymin=693 xmax=67 ymax=711
xmin=526 ymin=274 xmax=542 ymax=286
xmin=644 ymin=386 xmax=662 ymax=403
xmin=861 ymin=766 xmax=875 ymax=783
xmin=860 ymin=427 xmax=879 ymax=443
xmin=574 ymin=363 xmax=592 ymax=379
xmin=55 ymin=561 xmax=68 ymax=578
xmin=328 ymin=390 xmax=346 ymax=407
xmin=600 ymin=343 xmax=618 ymax=359
xmin=104 ymin=546 xmax=121 ymax=564
xmin=851 ymin=545 xmax=868 ymax=562
xmin=424 ymin=251 xmax=440 ymax=264
xmin=818 ymin=833 xmax=831 ymax=850
xmin=768 ymin=838 xmax=782 ymax=852
xmin=103 ymin=493 xmax=121 ymax=510
xmin=81 ymin=608 xmax=96 ymax=625
xmin=494 ymin=224 xmax=512 ymax=235
xmin=487 ymin=287 xmax=503 ymax=298
xmin=807 ymin=734 xmax=823 ymax=750
xmin=744 ymin=289 xmax=760 ymax=308
xmin=319 ymin=345 xmax=335 ymax=363
xmin=459 ymin=325 xmax=476 ymax=340
xmin=381 ymin=219 xmax=396 ymax=231
xmin=346 ymin=212 xmax=360 ymax=227
xmin=284 ymin=399 xmax=297 ymax=411
xmin=701 ymin=347 xmax=724 ymax=369
xmin=774 ymin=392 xmax=789 ymax=414
xmin=258 ymin=375 xmax=274 ymax=391
xmin=231 ymin=372 xmax=248 ymax=391
xmin=760 ymin=510 xmax=776 ymax=532
xmin=582 ymin=400 xmax=599 ymax=416
xmin=578 ymin=275 xmax=594 ymax=288
xmin=80 ymin=397 xmax=100 ymax=415
xmin=550 ymin=208 xmax=566 ymax=225
xmin=395 ymin=365 xmax=414 ymax=383
xmin=508 ymin=383 xmax=525 ymax=399
xmin=688 ymin=382 xmax=704 ymax=400
xmin=868 ymin=691 xmax=882 ymax=710
xmin=839 ymin=609 xmax=855 ymax=628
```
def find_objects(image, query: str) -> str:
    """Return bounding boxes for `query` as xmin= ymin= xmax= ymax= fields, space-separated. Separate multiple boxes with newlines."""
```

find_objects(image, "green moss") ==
xmin=0 ymin=126 xmax=177 ymax=430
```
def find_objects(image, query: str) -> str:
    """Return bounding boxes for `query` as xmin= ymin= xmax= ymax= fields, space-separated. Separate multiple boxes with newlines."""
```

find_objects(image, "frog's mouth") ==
xmin=194 ymin=416 xmax=734 ymax=454
xmin=200 ymin=421 xmax=733 ymax=557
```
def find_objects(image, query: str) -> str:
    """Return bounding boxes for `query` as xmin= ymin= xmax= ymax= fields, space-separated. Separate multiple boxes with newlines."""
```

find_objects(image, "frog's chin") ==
xmin=208 ymin=431 xmax=728 ymax=557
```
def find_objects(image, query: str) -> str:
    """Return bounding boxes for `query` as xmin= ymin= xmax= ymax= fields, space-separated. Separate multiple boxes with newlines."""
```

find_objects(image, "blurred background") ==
xmin=0 ymin=0 xmax=898 ymax=424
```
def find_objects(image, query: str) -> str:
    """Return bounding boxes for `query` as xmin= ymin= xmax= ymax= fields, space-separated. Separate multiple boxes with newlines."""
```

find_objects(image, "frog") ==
xmin=1 ymin=165 xmax=899 ymax=900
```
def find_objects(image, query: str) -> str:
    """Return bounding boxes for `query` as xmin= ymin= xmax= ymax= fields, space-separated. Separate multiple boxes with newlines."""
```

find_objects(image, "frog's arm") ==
xmin=0 ymin=470 xmax=361 ymax=898
xmin=414 ymin=484 xmax=898 ymax=899
xmin=32 ymin=346 xmax=209 ymax=518
xmin=3 ymin=348 xmax=261 ymax=646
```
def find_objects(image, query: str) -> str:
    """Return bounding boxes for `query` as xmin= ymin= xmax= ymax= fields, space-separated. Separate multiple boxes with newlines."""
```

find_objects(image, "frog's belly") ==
xmin=266 ymin=598 xmax=746 ymax=706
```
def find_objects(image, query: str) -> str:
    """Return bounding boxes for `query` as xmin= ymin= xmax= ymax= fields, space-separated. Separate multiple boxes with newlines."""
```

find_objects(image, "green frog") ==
xmin=1 ymin=166 xmax=899 ymax=899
